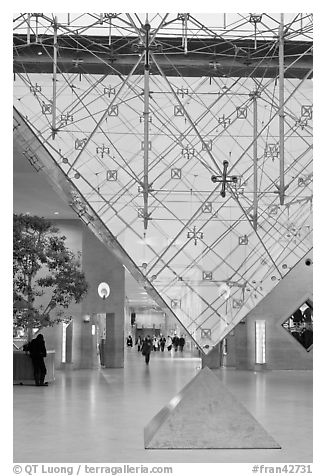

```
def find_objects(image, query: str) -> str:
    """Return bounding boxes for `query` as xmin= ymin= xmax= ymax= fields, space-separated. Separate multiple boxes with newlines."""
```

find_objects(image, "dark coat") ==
xmin=141 ymin=339 xmax=152 ymax=355
xmin=29 ymin=335 xmax=47 ymax=359
xmin=172 ymin=336 xmax=180 ymax=346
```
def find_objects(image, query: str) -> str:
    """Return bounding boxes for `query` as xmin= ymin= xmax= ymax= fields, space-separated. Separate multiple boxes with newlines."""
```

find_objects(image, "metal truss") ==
xmin=13 ymin=13 xmax=313 ymax=354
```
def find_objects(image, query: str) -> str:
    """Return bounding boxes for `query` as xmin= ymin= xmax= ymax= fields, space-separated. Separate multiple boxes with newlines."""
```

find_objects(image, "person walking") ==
xmin=179 ymin=335 xmax=185 ymax=352
xmin=152 ymin=335 xmax=159 ymax=351
xmin=172 ymin=335 xmax=179 ymax=352
xmin=27 ymin=334 xmax=48 ymax=386
xmin=166 ymin=335 xmax=172 ymax=351
xmin=141 ymin=335 xmax=152 ymax=365
xmin=160 ymin=335 xmax=166 ymax=352
xmin=136 ymin=336 xmax=142 ymax=352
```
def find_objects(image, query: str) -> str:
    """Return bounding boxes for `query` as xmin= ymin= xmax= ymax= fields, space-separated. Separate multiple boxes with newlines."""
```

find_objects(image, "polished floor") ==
xmin=13 ymin=348 xmax=312 ymax=463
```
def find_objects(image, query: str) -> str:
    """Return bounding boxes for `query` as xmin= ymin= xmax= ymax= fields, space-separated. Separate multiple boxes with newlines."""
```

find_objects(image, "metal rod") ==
xmin=184 ymin=13 xmax=188 ymax=54
xmin=27 ymin=13 xmax=31 ymax=44
xmin=221 ymin=160 xmax=228 ymax=197
xmin=68 ymin=52 xmax=145 ymax=173
xmin=52 ymin=16 xmax=58 ymax=139
xmin=253 ymin=91 xmax=258 ymax=229
xmin=254 ymin=23 xmax=257 ymax=49
xmin=144 ymin=22 xmax=150 ymax=71
xmin=228 ymin=66 xmax=313 ymax=175
xmin=35 ymin=14 xmax=38 ymax=43
xmin=279 ymin=13 xmax=285 ymax=204
xmin=151 ymin=55 xmax=222 ymax=174
xmin=149 ymin=14 xmax=169 ymax=45
xmin=142 ymin=22 xmax=151 ymax=230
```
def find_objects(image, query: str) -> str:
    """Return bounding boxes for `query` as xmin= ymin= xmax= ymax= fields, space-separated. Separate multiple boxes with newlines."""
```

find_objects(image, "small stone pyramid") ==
xmin=144 ymin=367 xmax=281 ymax=449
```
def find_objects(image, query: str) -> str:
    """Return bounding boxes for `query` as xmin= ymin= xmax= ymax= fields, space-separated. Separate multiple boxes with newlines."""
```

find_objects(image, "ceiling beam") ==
xmin=13 ymin=34 xmax=313 ymax=79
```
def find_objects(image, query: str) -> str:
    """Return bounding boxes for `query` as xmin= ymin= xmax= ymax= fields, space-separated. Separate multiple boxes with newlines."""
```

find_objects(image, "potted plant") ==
xmin=13 ymin=213 xmax=88 ymax=341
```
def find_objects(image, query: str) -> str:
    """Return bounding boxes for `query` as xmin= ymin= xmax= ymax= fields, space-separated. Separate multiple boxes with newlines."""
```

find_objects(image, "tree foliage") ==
xmin=13 ymin=214 xmax=88 ymax=331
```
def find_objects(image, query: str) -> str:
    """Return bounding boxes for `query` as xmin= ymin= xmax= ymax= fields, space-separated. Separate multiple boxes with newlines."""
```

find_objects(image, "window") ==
xmin=281 ymin=300 xmax=313 ymax=351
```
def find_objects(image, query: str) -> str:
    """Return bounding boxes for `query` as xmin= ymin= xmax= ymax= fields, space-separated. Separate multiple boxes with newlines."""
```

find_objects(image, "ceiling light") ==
xmin=54 ymin=211 xmax=59 ymax=215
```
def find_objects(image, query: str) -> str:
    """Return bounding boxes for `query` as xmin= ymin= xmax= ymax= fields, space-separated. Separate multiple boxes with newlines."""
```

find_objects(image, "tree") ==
xmin=13 ymin=214 xmax=88 ymax=337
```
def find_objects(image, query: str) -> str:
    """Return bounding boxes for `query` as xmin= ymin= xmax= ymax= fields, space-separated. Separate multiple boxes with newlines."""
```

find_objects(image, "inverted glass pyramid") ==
xmin=13 ymin=13 xmax=313 ymax=353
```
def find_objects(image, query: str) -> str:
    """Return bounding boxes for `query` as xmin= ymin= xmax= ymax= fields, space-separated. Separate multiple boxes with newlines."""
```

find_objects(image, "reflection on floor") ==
xmin=13 ymin=348 xmax=312 ymax=463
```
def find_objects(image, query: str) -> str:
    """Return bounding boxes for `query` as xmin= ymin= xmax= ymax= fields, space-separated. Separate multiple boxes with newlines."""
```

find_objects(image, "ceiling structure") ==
xmin=13 ymin=13 xmax=313 ymax=353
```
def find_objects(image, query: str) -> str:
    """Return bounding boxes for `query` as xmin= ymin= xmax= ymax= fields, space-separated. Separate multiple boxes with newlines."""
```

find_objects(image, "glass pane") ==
xmin=282 ymin=301 xmax=313 ymax=351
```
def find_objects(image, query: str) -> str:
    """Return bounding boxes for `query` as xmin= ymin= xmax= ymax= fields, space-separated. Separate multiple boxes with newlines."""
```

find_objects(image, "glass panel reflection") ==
xmin=282 ymin=300 xmax=313 ymax=351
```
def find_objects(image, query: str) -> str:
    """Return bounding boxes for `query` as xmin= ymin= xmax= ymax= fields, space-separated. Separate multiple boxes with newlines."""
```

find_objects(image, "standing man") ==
xmin=28 ymin=334 xmax=48 ymax=386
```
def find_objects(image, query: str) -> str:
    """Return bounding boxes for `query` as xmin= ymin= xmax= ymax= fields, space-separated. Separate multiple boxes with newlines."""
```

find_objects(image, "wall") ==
xmin=229 ymin=252 xmax=313 ymax=370
xmin=33 ymin=220 xmax=83 ymax=369
xmin=81 ymin=224 xmax=125 ymax=368
xmin=41 ymin=219 xmax=125 ymax=369
xmin=203 ymin=252 xmax=313 ymax=370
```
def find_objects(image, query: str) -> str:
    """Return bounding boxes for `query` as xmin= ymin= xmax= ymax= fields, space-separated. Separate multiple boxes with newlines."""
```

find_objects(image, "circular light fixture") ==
xmin=74 ymin=172 xmax=80 ymax=179
xmin=54 ymin=211 xmax=59 ymax=215
xmin=305 ymin=258 xmax=312 ymax=266
xmin=98 ymin=282 xmax=110 ymax=300
xmin=282 ymin=264 xmax=287 ymax=269
xmin=271 ymin=276 xmax=276 ymax=281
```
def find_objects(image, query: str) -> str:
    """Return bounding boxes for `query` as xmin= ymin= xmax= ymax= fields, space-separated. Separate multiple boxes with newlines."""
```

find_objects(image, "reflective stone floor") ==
xmin=13 ymin=349 xmax=312 ymax=463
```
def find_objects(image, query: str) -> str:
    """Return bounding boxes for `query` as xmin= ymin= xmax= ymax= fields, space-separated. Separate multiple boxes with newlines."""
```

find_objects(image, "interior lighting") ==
xmin=61 ymin=322 xmax=68 ymax=363
xmin=255 ymin=320 xmax=266 ymax=364
xmin=98 ymin=282 xmax=110 ymax=300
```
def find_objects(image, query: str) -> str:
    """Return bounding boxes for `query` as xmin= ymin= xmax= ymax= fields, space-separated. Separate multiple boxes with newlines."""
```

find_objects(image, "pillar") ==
xmin=105 ymin=313 xmax=124 ymax=368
